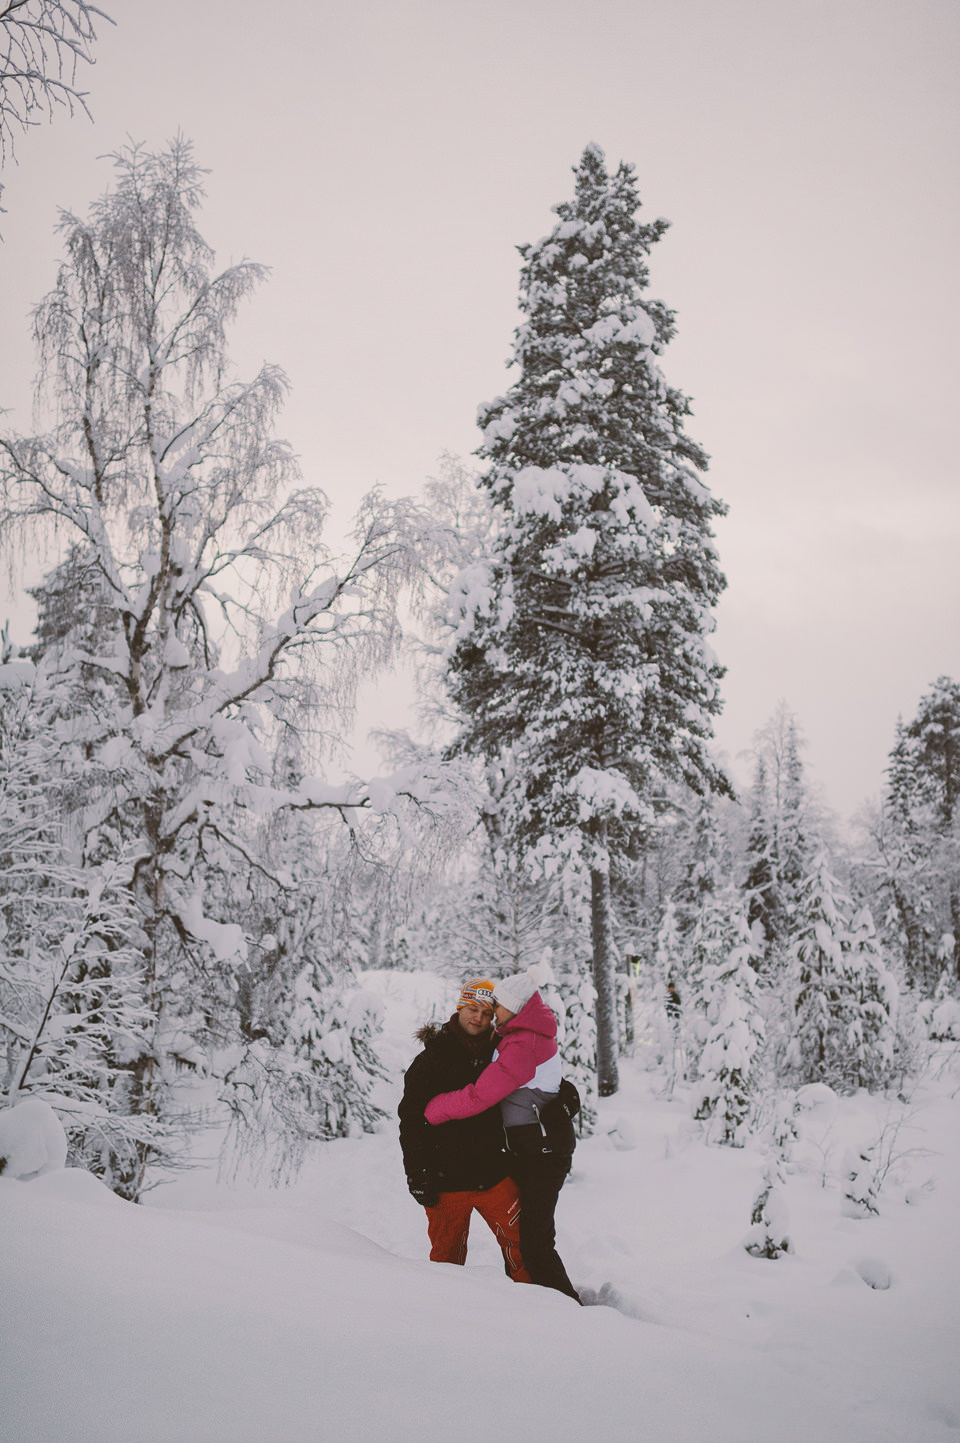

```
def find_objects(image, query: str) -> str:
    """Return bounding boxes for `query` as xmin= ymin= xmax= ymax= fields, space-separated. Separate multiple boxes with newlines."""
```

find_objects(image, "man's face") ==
xmin=458 ymin=1002 xmax=493 ymax=1036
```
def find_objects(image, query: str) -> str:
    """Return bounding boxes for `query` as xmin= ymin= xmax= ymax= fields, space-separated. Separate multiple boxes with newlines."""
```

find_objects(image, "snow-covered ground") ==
xmin=2 ymin=970 xmax=959 ymax=1443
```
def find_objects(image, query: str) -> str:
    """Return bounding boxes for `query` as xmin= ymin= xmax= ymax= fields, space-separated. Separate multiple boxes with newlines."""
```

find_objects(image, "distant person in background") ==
xmin=664 ymin=975 xmax=687 ymax=1092
xmin=398 ymin=978 xmax=530 ymax=1283
xmin=424 ymin=966 xmax=580 ymax=1302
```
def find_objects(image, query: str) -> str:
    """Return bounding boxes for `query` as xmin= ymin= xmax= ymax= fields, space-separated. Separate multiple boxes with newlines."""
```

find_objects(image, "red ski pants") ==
xmin=424 ymin=1175 xmax=532 ymax=1283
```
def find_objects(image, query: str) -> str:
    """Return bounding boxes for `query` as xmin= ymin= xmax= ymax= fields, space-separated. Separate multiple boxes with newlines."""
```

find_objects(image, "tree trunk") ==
xmin=590 ymin=862 xmax=620 ymax=1097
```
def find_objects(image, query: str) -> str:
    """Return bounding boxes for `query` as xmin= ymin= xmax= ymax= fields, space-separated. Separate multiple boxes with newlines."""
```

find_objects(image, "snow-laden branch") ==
xmin=0 ymin=1 xmax=113 ymax=168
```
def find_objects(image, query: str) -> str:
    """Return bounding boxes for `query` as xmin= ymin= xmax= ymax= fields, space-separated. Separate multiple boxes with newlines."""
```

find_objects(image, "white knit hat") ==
xmin=493 ymin=962 xmax=551 ymax=1016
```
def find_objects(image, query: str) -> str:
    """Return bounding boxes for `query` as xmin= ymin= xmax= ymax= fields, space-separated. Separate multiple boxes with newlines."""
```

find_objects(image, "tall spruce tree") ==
xmin=446 ymin=144 xmax=728 ymax=1095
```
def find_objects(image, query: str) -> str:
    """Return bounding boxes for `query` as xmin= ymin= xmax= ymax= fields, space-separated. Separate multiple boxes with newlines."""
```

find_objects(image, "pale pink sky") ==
xmin=1 ymin=0 xmax=957 ymax=816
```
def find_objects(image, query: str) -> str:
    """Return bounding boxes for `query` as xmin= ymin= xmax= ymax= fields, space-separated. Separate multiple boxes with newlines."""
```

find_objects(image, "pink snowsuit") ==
xmin=423 ymin=992 xmax=560 ymax=1126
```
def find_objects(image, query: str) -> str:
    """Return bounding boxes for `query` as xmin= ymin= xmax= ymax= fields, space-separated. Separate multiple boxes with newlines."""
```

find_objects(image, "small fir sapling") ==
xmin=767 ymin=1090 xmax=801 ymax=1172
xmin=926 ymin=966 xmax=960 ymax=1040
xmin=744 ymin=1166 xmax=794 ymax=1259
xmin=743 ymin=1090 xmax=799 ymax=1258
xmin=841 ymin=1145 xmax=880 ymax=1218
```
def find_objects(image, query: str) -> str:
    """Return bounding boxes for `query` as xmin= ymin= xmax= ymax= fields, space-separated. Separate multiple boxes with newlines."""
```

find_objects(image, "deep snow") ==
xmin=2 ymin=969 xmax=959 ymax=1443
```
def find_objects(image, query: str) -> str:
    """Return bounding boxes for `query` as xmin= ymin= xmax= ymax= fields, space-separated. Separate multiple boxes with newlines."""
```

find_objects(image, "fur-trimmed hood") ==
xmin=414 ymin=1021 xmax=446 ymax=1047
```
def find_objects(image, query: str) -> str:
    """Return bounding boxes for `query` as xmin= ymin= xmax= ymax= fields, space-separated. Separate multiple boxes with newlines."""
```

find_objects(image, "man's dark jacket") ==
xmin=398 ymin=1019 xmax=510 ymax=1194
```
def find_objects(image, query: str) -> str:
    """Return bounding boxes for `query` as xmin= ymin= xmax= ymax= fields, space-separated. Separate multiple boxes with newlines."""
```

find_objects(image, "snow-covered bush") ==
xmin=548 ymin=967 xmax=598 ymax=1135
xmin=289 ymin=972 xmax=388 ymax=1139
xmin=923 ymin=971 xmax=960 ymax=1041
xmin=0 ymin=1097 xmax=67 ymax=1179
xmin=220 ymin=975 xmax=388 ymax=1183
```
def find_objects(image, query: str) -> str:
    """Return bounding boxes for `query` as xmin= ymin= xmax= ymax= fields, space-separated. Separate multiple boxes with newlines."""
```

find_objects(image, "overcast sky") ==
xmin=1 ymin=0 xmax=957 ymax=817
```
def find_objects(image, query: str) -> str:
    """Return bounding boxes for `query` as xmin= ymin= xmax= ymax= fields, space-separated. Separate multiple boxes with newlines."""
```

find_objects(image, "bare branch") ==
xmin=0 ymin=0 xmax=114 ymax=174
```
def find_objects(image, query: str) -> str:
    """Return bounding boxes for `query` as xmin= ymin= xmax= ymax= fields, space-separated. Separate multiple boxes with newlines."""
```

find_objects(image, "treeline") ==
xmin=1 ymin=141 xmax=956 ymax=1196
xmin=361 ymin=685 xmax=960 ymax=1143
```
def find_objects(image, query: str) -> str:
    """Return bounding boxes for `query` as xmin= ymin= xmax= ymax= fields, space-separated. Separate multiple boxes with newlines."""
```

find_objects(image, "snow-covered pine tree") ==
xmin=545 ymin=962 xmax=598 ymax=1135
xmin=743 ymin=754 xmax=777 ymax=953
xmin=841 ymin=905 xmax=899 ymax=1090
xmin=445 ymin=144 xmax=728 ymax=1096
xmin=744 ymin=1089 xmax=797 ymax=1258
xmin=690 ymin=889 xmax=765 ymax=1145
xmin=742 ymin=705 xmax=816 ymax=975
xmin=672 ymin=797 xmax=724 ymax=938
xmin=874 ymin=723 xmax=937 ymax=987
xmin=0 ymin=657 xmax=164 ymax=1185
xmin=896 ymin=678 xmax=960 ymax=982
xmin=855 ymin=684 xmax=960 ymax=1000
xmin=787 ymin=852 xmax=865 ymax=1092
xmin=927 ymin=965 xmax=960 ymax=1040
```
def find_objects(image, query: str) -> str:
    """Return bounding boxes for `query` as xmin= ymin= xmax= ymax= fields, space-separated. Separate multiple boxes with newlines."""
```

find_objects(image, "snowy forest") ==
xmin=2 ymin=123 xmax=958 ymax=1213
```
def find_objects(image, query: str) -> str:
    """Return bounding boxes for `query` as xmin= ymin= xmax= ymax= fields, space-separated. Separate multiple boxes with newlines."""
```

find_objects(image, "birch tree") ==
xmin=0 ymin=140 xmax=432 ymax=1193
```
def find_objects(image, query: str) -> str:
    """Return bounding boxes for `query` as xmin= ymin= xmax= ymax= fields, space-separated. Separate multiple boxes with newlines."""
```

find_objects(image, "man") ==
xmin=398 ymin=978 xmax=530 ymax=1282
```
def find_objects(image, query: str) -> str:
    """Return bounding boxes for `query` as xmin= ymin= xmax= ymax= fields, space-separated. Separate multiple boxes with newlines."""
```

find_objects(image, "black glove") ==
xmin=407 ymin=1174 xmax=439 ymax=1208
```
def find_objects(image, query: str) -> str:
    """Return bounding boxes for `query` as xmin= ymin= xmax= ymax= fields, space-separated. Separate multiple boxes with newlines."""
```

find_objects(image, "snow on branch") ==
xmin=0 ymin=0 xmax=113 ymax=168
